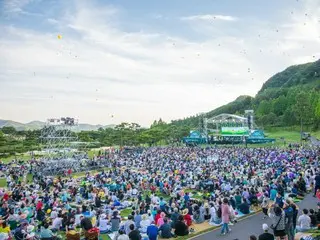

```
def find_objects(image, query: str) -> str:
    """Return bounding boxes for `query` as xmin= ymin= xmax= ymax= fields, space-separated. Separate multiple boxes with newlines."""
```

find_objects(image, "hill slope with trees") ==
xmin=172 ymin=59 xmax=320 ymax=130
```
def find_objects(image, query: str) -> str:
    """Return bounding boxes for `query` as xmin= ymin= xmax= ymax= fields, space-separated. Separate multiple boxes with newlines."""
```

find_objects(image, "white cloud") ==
xmin=0 ymin=0 xmax=320 ymax=126
xmin=181 ymin=14 xmax=237 ymax=22
xmin=47 ymin=18 xmax=58 ymax=25
xmin=3 ymin=0 xmax=31 ymax=13
xmin=2 ymin=0 xmax=41 ymax=16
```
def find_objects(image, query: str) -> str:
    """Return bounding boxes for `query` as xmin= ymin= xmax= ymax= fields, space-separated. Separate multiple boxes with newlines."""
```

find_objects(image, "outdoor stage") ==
xmin=183 ymin=112 xmax=275 ymax=145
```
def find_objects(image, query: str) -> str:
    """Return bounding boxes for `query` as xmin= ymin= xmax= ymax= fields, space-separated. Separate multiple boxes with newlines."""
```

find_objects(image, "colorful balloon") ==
xmin=57 ymin=34 xmax=62 ymax=39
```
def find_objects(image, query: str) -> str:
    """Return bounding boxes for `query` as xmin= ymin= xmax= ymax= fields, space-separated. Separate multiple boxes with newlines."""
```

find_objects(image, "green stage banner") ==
xmin=221 ymin=127 xmax=249 ymax=136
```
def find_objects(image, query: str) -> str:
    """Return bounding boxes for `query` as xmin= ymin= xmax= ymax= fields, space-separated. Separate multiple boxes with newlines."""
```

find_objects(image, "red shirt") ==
xmin=155 ymin=213 xmax=161 ymax=225
xmin=36 ymin=201 xmax=43 ymax=211
xmin=184 ymin=214 xmax=192 ymax=227
xmin=3 ymin=193 xmax=9 ymax=202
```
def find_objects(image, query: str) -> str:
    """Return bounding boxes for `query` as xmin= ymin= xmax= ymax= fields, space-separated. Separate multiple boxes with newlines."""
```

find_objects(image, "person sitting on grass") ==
xmin=40 ymin=223 xmax=56 ymax=239
xmin=98 ymin=214 xmax=111 ymax=234
xmin=209 ymin=203 xmax=221 ymax=225
xmin=111 ymin=211 xmax=121 ymax=232
xmin=238 ymin=198 xmax=250 ymax=215
xmin=170 ymin=208 xmax=180 ymax=228
xmin=146 ymin=221 xmax=158 ymax=240
xmin=297 ymin=209 xmax=311 ymax=232
xmin=174 ymin=215 xmax=189 ymax=236
xmin=128 ymin=223 xmax=142 ymax=240
xmin=234 ymin=192 xmax=242 ymax=209
xmin=114 ymin=229 xmax=129 ymax=240
xmin=159 ymin=218 xmax=174 ymax=239
xmin=182 ymin=209 xmax=192 ymax=228
xmin=80 ymin=215 xmax=93 ymax=232
xmin=309 ymin=209 xmax=317 ymax=227
xmin=51 ymin=214 xmax=63 ymax=232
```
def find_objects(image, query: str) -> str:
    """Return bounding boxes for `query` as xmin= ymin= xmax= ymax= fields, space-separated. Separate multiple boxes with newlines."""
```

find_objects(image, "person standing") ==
xmin=314 ymin=172 xmax=320 ymax=197
xmin=261 ymin=194 xmax=270 ymax=220
xmin=221 ymin=198 xmax=231 ymax=235
xmin=284 ymin=199 xmax=294 ymax=240
xmin=258 ymin=224 xmax=274 ymax=240
xmin=268 ymin=206 xmax=287 ymax=240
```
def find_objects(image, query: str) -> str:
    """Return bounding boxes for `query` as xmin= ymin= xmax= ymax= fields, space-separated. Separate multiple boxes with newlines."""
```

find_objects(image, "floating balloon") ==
xmin=57 ymin=34 xmax=62 ymax=40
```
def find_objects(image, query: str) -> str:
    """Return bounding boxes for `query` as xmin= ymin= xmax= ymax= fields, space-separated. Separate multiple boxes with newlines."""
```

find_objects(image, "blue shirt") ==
xmin=147 ymin=224 xmax=158 ymax=240
xmin=270 ymin=189 xmax=277 ymax=201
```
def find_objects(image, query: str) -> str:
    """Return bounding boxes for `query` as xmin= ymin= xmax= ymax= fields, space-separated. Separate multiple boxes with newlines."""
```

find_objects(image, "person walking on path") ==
xmin=221 ymin=198 xmax=231 ymax=235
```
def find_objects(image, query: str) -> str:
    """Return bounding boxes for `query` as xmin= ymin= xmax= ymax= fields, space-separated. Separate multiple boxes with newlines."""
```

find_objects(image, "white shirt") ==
xmin=52 ymin=217 xmax=62 ymax=229
xmin=99 ymin=218 xmax=110 ymax=231
xmin=140 ymin=219 xmax=151 ymax=233
xmin=152 ymin=196 xmax=159 ymax=204
xmin=298 ymin=214 xmax=311 ymax=229
xmin=75 ymin=214 xmax=82 ymax=225
xmin=50 ymin=211 xmax=58 ymax=219
xmin=114 ymin=234 xmax=129 ymax=240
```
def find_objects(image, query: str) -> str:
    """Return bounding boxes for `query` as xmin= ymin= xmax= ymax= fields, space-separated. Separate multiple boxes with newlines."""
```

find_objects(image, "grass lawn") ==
xmin=0 ymin=178 xmax=6 ymax=188
xmin=120 ymin=208 xmax=133 ymax=218
xmin=265 ymin=130 xmax=301 ymax=143
xmin=1 ymin=153 xmax=31 ymax=163
xmin=0 ymin=173 xmax=34 ymax=188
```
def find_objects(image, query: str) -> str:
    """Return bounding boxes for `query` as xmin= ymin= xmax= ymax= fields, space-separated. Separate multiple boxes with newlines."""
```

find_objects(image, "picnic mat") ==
xmin=235 ymin=210 xmax=255 ymax=218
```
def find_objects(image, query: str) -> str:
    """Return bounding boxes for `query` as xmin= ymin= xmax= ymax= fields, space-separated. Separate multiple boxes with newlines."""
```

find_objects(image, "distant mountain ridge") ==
xmin=0 ymin=119 xmax=115 ymax=132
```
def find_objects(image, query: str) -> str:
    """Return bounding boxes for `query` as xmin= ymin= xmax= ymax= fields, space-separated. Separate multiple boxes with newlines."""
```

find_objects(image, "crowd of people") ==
xmin=0 ymin=146 xmax=319 ymax=240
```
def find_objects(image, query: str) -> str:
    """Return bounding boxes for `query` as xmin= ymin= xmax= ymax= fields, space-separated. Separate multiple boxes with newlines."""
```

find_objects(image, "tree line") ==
xmin=0 ymin=120 xmax=191 ymax=158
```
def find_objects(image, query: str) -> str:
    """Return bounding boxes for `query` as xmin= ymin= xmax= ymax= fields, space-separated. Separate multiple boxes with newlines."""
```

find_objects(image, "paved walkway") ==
xmin=192 ymin=194 xmax=318 ymax=240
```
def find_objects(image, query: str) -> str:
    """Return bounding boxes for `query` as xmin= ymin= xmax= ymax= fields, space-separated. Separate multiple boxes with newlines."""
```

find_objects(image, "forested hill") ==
xmin=171 ymin=59 xmax=320 ymax=129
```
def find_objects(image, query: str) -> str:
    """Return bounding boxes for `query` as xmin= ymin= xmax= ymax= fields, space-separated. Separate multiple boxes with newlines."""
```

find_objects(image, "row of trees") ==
xmin=0 ymin=120 xmax=191 ymax=157
xmin=77 ymin=119 xmax=190 ymax=146
xmin=0 ymin=127 xmax=42 ymax=157
xmin=255 ymin=89 xmax=320 ymax=129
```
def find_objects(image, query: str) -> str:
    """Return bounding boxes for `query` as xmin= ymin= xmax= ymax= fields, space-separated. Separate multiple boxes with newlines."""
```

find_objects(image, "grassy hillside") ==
xmin=172 ymin=59 xmax=320 ymax=130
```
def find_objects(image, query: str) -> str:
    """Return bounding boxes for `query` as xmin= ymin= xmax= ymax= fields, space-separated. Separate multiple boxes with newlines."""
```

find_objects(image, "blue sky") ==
xmin=1 ymin=0 xmax=320 ymax=126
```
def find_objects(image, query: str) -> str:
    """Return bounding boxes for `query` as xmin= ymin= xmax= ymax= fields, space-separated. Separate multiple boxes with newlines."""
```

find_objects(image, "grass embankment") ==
xmin=1 ymin=149 xmax=100 ymax=164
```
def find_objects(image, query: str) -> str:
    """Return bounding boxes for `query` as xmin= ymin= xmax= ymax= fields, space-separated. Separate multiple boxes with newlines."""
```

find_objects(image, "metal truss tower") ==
xmin=40 ymin=117 xmax=78 ymax=159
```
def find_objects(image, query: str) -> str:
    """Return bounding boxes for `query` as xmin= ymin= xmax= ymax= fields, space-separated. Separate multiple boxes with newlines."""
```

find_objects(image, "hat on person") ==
xmin=142 ymin=214 xmax=148 ymax=220
xmin=262 ymin=224 xmax=269 ymax=231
